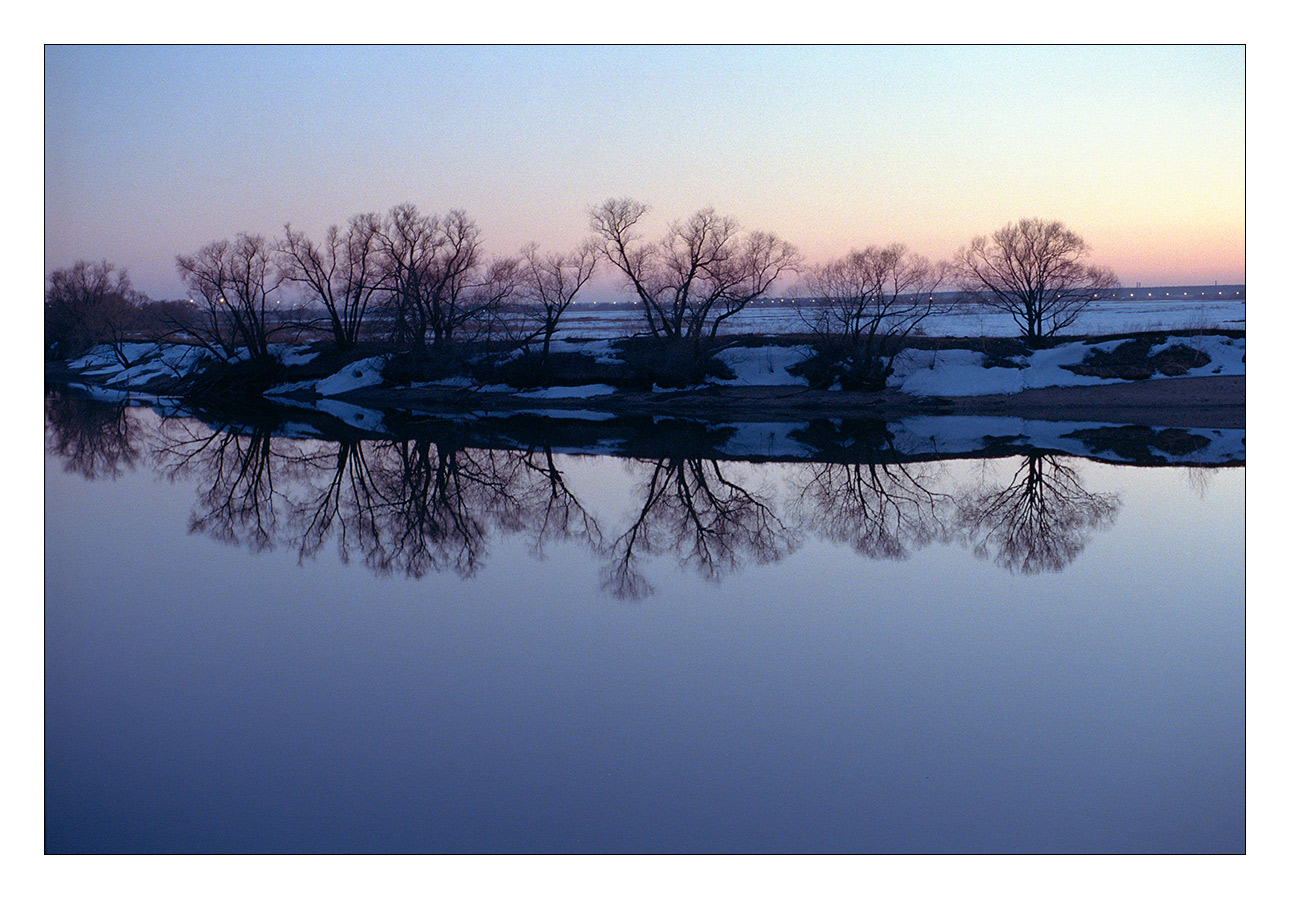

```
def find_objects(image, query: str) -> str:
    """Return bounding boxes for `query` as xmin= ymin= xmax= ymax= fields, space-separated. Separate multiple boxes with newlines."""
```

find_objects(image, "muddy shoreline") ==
xmin=338 ymin=375 xmax=1245 ymax=431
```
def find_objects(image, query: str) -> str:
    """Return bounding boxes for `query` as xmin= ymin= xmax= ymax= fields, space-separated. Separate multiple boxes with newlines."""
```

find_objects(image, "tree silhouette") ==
xmin=45 ymin=260 xmax=142 ymax=360
xmin=589 ymin=198 xmax=799 ymax=342
xmin=279 ymin=214 xmax=388 ymax=350
xmin=954 ymin=218 xmax=1118 ymax=345
xmin=176 ymin=233 xmax=283 ymax=361
xmin=798 ymin=244 xmax=946 ymax=389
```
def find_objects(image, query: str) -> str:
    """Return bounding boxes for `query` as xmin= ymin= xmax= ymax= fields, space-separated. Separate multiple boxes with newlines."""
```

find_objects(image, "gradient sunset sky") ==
xmin=44 ymin=45 xmax=1245 ymax=300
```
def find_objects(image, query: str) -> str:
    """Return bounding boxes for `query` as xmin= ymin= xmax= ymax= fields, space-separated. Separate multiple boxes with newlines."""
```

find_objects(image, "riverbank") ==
xmin=333 ymin=374 xmax=1245 ymax=431
xmin=45 ymin=329 xmax=1245 ymax=433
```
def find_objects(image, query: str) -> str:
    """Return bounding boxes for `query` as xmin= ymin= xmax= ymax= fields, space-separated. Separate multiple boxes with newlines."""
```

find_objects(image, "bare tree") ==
xmin=791 ymin=457 xmax=951 ymax=560
xmin=176 ymin=233 xmax=282 ymax=361
xmin=459 ymin=254 xmax=525 ymax=346
xmin=376 ymin=205 xmax=489 ymax=352
xmin=45 ymin=260 xmax=143 ymax=359
xmin=799 ymin=243 xmax=946 ymax=388
xmin=280 ymin=213 xmax=387 ymax=350
xmin=589 ymin=198 xmax=799 ymax=342
xmin=376 ymin=202 xmax=437 ymax=351
xmin=517 ymin=241 xmax=598 ymax=360
xmin=955 ymin=218 xmax=1118 ymax=345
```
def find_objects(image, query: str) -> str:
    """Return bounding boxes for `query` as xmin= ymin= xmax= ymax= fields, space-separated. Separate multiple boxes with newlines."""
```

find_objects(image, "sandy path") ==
xmin=947 ymin=375 xmax=1245 ymax=429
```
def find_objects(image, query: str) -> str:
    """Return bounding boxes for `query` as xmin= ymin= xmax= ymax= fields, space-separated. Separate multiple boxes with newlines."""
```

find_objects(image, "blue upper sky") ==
xmin=44 ymin=45 xmax=1245 ymax=300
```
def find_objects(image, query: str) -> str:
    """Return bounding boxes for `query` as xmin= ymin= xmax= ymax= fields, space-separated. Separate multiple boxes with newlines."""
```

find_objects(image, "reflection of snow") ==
xmin=718 ymin=421 xmax=815 ymax=456
xmin=888 ymin=415 xmax=1245 ymax=465
xmin=313 ymin=399 xmax=385 ymax=431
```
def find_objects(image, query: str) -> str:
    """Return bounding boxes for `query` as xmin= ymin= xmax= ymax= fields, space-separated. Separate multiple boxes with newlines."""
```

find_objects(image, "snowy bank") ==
xmin=889 ymin=335 xmax=1244 ymax=397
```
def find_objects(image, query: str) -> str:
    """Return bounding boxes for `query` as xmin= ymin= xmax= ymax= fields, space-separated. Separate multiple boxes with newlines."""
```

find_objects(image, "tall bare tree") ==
xmin=375 ymin=204 xmax=490 ymax=351
xmin=589 ymin=198 xmax=799 ymax=341
xmin=460 ymin=254 xmax=525 ymax=345
xmin=955 ymin=218 xmax=1118 ymax=345
xmin=517 ymin=241 xmax=598 ymax=360
xmin=176 ymin=233 xmax=282 ymax=361
xmin=280 ymin=213 xmax=387 ymax=350
xmin=799 ymin=243 xmax=946 ymax=388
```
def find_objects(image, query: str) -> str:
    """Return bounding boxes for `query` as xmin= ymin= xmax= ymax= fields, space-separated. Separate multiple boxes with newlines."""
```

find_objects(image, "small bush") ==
xmin=1063 ymin=336 xmax=1210 ymax=380
xmin=616 ymin=338 xmax=731 ymax=389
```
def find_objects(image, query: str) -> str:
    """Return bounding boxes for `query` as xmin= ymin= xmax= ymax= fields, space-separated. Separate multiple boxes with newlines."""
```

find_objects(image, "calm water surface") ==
xmin=44 ymin=396 xmax=1245 ymax=853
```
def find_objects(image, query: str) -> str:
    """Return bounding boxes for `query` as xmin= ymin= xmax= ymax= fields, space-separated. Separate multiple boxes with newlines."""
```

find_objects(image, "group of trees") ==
xmin=172 ymin=205 xmax=574 ymax=363
xmin=44 ymin=260 xmax=144 ymax=359
xmin=47 ymin=202 xmax=1120 ymax=375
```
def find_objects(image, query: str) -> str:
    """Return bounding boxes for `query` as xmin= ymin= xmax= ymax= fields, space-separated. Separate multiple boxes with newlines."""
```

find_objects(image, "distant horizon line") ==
xmin=206 ymin=283 xmax=1246 ymax=310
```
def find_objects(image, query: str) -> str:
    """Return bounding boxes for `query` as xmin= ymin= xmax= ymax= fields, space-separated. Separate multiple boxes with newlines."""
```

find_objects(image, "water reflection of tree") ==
xmin=603 ymin=458 xmax=797 ymax=600
xmin=150 ymin=415 xmax=608 ymax=581
xmin=44 ymin=389 xmax=145 ymax=480
xmin=291 ymin=438 xmax=384 ymax=567
xmin=499 ymin=447 xmax=604 ymax=559
xmin=155 ymin=419 xmax=301 ymax=552
xmin=791 ymin=459 xmax=951 ymax=560
xmin=956 ymin=452 xmax=1120 ymax=574
xmin=1181 ymin=465 xmax=1216 ymax=499
xmin=361 ymin=440 xmax=498 ymax=578
xmin=289 ymin=439 xmax=603 ymax=579
xmin=130 ymin=408 xmax=1133 ymax=590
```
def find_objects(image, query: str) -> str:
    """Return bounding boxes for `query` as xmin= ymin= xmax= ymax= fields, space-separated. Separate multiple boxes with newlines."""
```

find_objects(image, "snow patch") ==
xmin=712 ymin=344 xmax=811 ymax=387
xmin=518 ymin=383 xmax=617 ymax=399
xmin=314 ymin=357 xmax=387 ymax=396
xmin=269 ymin=344 xmax=321 ymax=367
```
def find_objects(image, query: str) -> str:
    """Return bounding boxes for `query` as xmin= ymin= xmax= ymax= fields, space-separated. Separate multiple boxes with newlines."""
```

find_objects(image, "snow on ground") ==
xmin=68 ymin=343 xmax=152 ymax=371
xmin=888 ymin=336 xmax=1245 ymax=397
xmin=889 ymin=343 xmax=1121 ymax=396
xmin=69 ymin=342 xmax=216 ymax=387
xmin=1149 ymin=334 xmax=1245 ymax=376
xmin=553 ymin=296 xmax=1246 ymax=340
xmin=104 ymin=344 xmax=216 ymax=386
xmin=314 ymin=357 xmax=387 ymax=396
xmin=711 ymin=345 xmax=811 ymax=387
xmin=517 ymin=383 xmax=618 ymax=399
xmin=545 ymin=338 xmax=625 ymax=364
xmin=408 ymin=376 xmax=478 ymax=389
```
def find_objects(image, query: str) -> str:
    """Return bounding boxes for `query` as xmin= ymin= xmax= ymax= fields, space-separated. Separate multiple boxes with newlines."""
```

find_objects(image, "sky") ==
xmin=44 ymin=45 xmax=1245 ymax=301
